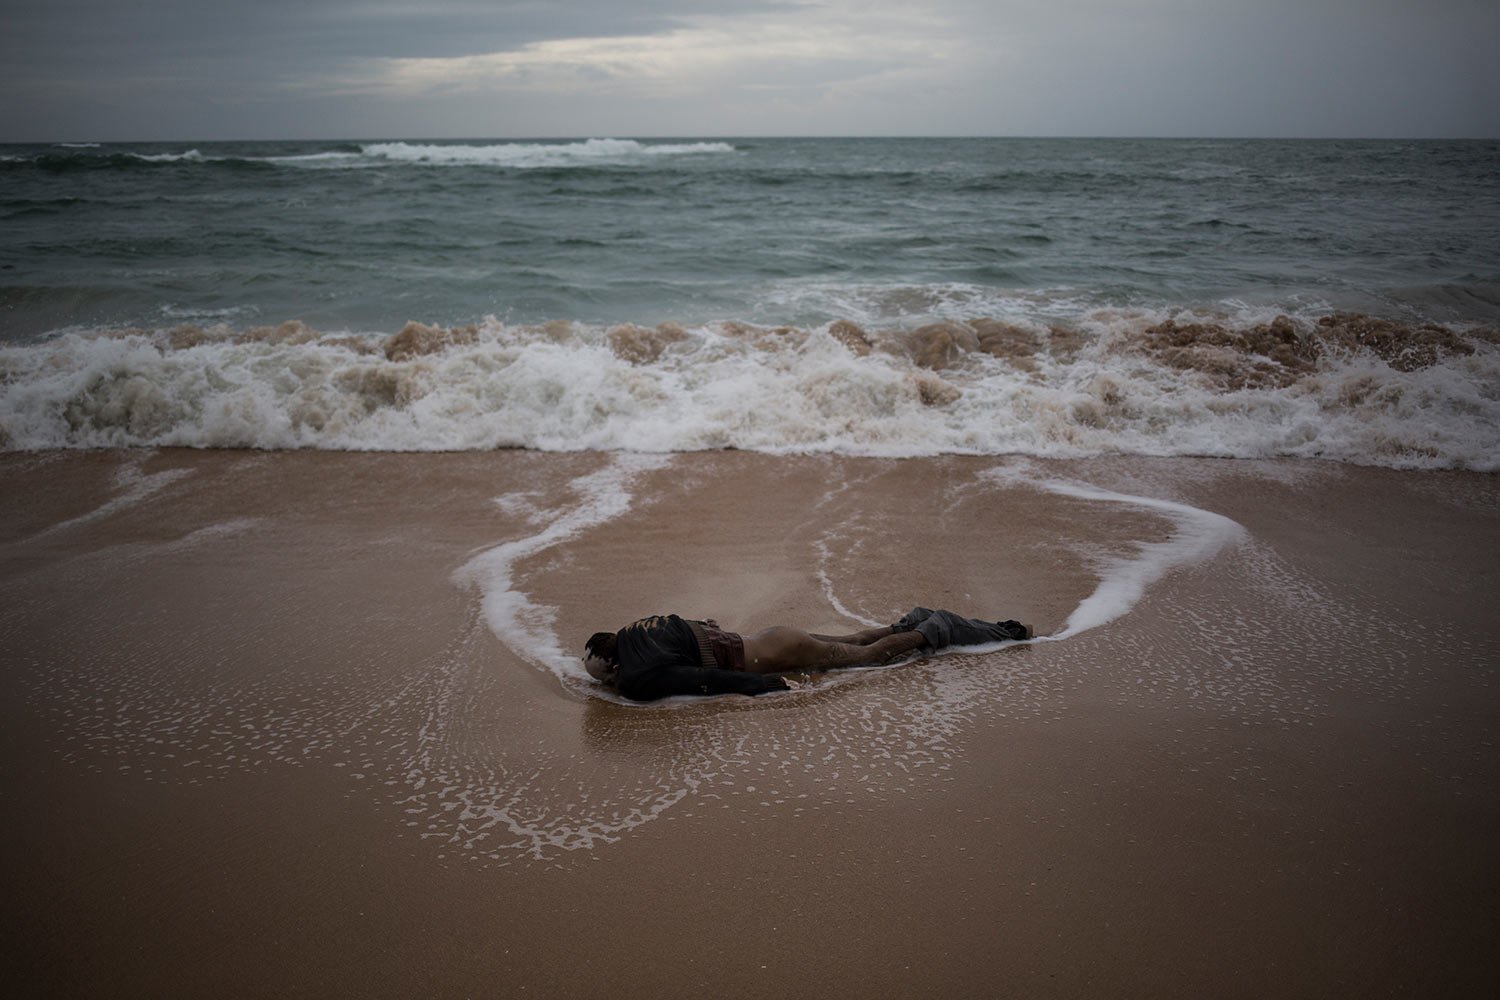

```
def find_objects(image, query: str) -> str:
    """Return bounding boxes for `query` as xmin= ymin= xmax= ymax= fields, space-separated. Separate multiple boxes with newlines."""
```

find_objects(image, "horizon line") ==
xmin=5 ymin=133 xmax=1499 ymax=146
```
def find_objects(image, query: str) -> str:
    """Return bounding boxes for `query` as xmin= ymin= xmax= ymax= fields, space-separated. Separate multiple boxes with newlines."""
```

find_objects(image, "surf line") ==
xmin=454 ymin=453 xmax=672 ymax=689
xmin=985 ymin=465 xmax=1247 ymax=643
xmin=28 ymin=452 xmax=194 ymax=542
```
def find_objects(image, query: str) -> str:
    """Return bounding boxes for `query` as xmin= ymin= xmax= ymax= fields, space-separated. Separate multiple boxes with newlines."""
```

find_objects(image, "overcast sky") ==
xmin=2 ymin=0 xmax=1496 ymax=141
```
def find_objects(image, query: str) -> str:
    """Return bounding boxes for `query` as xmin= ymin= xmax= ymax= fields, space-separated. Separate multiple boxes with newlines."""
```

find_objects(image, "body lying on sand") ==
xmin=584 ymin=607 xmax=1032 ymax=701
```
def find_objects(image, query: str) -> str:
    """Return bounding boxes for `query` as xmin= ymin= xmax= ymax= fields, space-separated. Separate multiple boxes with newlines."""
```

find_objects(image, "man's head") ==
xmin=583 ymin=631 xmax=619 ymax=685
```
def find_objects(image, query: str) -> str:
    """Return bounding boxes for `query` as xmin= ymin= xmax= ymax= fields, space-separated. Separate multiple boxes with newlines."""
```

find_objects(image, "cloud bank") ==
xmin=2 ymin=0 xmax=1496 ymax=140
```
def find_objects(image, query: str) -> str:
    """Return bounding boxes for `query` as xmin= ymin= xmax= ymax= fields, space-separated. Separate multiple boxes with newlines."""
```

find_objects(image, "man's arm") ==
xmin=618 ymin=664 xmax=790 ymax=702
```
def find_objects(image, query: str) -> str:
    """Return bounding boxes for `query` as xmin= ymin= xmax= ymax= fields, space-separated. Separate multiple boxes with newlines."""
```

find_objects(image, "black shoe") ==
xmin=995 ymin=620 xmax=1032 ymax=641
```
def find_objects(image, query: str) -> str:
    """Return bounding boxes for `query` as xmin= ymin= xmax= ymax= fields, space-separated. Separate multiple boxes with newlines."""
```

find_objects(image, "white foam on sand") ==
xmin=454 ymin=453 xmax=672 ymax=689
xmin=986 ymin=465 xmax=1247 ymax=641
xmin=10 ymin=454 xmax=1369 ymax=871
xmin=28 ymin=453 xmax=193 ymax=541
xmin=805 ymin=466 xmax=1245 ymax=682
xmin=475 ymin=458 xmax=1249 ymax=701
xmin=815 ymin=533 xmax=882 ymax=629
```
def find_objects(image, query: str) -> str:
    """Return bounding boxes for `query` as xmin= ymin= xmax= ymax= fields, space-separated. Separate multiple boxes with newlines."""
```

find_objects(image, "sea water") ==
xmin=2 ymin=137 xmax=1497 ymax=465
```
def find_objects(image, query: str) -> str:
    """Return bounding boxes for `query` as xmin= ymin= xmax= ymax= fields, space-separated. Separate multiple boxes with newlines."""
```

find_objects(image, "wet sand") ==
xmin=2 ymin=450 xmax=1497 ymax=997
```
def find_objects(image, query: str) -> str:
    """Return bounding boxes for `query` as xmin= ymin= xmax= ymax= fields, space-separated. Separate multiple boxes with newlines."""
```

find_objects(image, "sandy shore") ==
xmin=2 ymin=449 xmax=1497 ymax=997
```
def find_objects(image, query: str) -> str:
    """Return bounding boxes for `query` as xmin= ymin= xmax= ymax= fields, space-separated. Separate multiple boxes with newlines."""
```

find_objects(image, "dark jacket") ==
xmin=613 ymin=614 xmax=787 ymax=702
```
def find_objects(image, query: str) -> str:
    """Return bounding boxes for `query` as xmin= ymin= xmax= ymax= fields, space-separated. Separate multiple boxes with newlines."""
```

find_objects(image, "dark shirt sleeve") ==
xmin=617 ymin=664 xmax=788 ymax=702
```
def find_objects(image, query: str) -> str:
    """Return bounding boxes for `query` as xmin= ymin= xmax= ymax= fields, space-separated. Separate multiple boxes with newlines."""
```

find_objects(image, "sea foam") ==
xmin=999 ymin=471 xmax=1248 ymax=640
xmin=359 ymin=138 xmax=736 ymax=167
xmin=2 ymin=138 xmax=734 ymax=171
xmin=2 ymin=311 xmax=1495 ymax=469
xmin=454 ymin=453 xmax=672 ymax=689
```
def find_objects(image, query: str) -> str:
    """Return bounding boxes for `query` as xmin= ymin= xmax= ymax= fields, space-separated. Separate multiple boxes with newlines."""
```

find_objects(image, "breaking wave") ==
xmin=0 ymin=139 xmax=737 ymax=173
xmin=359 ymin=139 xmax=736 ymax=167
xmin=1 ymin=310 xmax=1495 ymax=468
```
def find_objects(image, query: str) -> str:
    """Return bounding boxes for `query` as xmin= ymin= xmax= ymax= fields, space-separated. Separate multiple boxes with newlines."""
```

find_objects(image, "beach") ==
xmin=3 ymin=448 xmax=1497 ymax=996
xmin=4 ymin=134 xmax=1498 ymax=996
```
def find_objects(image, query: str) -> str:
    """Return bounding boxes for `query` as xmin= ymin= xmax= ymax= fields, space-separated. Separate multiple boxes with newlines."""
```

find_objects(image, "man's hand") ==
xmin=781 ymin=677 xmax=804 ymax=692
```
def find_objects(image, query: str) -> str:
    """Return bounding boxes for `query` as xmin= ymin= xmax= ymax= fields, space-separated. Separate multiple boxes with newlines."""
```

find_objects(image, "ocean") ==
xmin=2 ymin=136 xmax=1497 ymax=465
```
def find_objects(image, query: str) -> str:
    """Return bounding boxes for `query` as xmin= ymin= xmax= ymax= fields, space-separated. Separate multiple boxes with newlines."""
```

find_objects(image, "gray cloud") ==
xmin=1 ymin=0 xmax=1495 ymax=140
xmin=1 ymin=0 xmax=788 ymax=138
xmin=3 ymin=1 xmax=784 ymax=64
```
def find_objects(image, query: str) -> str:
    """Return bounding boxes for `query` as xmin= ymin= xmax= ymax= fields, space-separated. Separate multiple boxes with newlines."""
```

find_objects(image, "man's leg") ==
xmin=808 ymin=609 xmax=935 ymax=646
xmin=741 ymin=627 xmax=926 ymax=674
xmin=807 ymin=625 xmax=894 ymax=645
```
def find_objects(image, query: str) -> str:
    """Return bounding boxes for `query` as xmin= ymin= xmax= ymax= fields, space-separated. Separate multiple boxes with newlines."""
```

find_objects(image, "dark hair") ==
xmin=584 ymin=632 xmax=617 ymax=663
